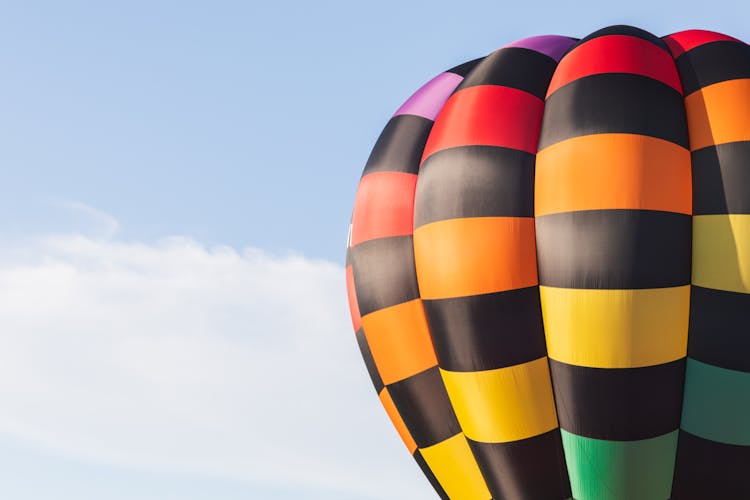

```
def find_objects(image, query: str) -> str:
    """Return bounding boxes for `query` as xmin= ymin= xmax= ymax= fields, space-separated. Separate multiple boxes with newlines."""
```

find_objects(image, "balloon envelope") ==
xmin=346 ymin=25 xmax=750 ymax=500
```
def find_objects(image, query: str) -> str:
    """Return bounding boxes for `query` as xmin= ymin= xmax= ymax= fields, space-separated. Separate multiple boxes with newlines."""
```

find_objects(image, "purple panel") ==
xmin=503 ymin=35 xmax=577 ymax=62
xmin=393 ymin=72 xmax=463 ymax=121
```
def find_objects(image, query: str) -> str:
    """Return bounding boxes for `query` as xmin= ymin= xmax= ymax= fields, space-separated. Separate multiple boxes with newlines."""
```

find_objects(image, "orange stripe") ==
xmin=547 ymin=35 xmax=682 ymax=97
xmin=351 ymin=172 xmax=417 ymax=246
xmin=379 ymin=388 xmax=418 ymax=454
xmin=535 ymin=134 xmax=691 ymax=216
xmin=414 ymin=217 xmax=537 ymax=300
xmin=345 ymin=265 xmax=362 ymax=331
xmin=685 ymin=78 xmax=750 ymax=150
xmin=362 ymin=299 xmax=438 ymax=385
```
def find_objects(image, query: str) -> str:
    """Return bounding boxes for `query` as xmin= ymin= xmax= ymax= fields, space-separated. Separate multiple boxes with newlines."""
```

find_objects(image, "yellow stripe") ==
xmin=419 ymin=433 xmax=491 ymax=500
xmin=440 ymin=357 xmax=558 ymax=443
xmin=685 ymin=78 xmax=750 ymax=150
xmin=693 ymin=214 xmax=750 ymax=293
xmin=540 ymin=286 xmax=689 ymax=368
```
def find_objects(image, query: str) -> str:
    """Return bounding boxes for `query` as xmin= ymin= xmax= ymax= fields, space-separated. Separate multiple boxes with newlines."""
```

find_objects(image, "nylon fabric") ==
xmin=348 ymin=25 xmax=750 ymax=500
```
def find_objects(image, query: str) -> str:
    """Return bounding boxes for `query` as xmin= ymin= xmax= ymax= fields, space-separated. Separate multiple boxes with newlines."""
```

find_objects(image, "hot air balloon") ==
xmin=345 ymin=25 xmax=750 ymax=500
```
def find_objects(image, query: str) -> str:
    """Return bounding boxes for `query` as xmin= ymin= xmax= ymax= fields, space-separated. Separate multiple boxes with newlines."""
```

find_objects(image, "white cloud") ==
xmin=0 ymin=232 xmax=432 ymax=499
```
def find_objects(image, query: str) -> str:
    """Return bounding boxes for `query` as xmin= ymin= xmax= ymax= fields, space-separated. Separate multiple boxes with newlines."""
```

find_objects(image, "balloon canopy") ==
xmin=346 ymin=25 xmax=750 ymax=500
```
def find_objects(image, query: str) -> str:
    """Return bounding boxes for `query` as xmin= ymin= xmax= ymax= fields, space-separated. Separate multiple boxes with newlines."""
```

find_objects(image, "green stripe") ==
xmin=560 ymin=430 xmax=678 ymax=500
xmin=681 ymin=358 xmax=750 ymax=445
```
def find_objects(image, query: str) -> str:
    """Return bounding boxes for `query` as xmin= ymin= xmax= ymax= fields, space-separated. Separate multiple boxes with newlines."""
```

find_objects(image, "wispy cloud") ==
xmin=0 ymin=230 xmax=430 ymax=498
xmin=0 ymin=198 xmax=123 ymax=245
xmin=59 ymin=201 xmax=120 ymax=239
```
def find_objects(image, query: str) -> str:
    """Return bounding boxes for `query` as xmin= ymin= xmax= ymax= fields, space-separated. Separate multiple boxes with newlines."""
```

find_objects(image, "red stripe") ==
xmin=422 ymin=85 xmax=544 ymax=160
xmin=663 ymin=30 xmax=742 ymax=58
xmin=547 ymin=35 xmax=683 ymax=97
xmin=346 ymin=265 xmax=362 ymax=331
xmin=350 ymin=172 xmax=417 ymax=246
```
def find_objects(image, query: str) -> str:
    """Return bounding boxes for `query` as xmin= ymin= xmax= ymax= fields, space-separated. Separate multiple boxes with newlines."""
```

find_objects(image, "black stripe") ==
xmin=549 ymin=358 xmax=686 ymax=441
xmin=447 ymin=57 xmax=484 ymax=77
xmin=455 ymin=47 xmax=558 ymax=99
xmin=535 ymin=210 xmax=692 ymax=289
xmin=676 ymin=41 xmax=750 ymax=95
xmin=363 ymin=115 xmax=432 ymax=176
xmin=350 ymin=236 xmax=419 ymax=316
xmin=414 ymin=145 xmax=535 ymax=228
xmin=577 ymin=25 xmax=671 ymax=54
xmin=693 ymin=141 xmax=750 ymax=215
xmin=387 ymin=366 xmax=462 ymax=448
xmin=467 ymin=430 xmax=571 ymax=500
xmin=672 ymin=430 xmax=750 ymax=499
xmin=422 ymin=287 xmax=547 ymax=372
xmin=355 ymin=327 xmax=384 ymax=393
xmin=413 ymin=449 xmax=449 ymax=500
xmin=539 ymin=73 xmax=688 ymax=150
xmin=689 ymin=286 xmax=750 ymax=372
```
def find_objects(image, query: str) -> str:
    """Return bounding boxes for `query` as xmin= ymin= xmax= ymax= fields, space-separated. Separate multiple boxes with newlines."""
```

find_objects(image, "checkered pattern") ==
xmin=347 ymin=64 xmax=491 ymax=500
xmin=664 ymin=29 xmax=750 ymax=499
xmin=348 ymin=26 xmax=750 ymax=500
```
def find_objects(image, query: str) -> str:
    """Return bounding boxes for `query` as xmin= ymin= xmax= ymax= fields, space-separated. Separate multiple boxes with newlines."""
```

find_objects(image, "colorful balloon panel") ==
xmin=346 ymin=60 xmax=491 ymax=500
xmin=346 ymin=25 xmax=750 ymax=499
xmin=665 ymin=29 xmax=750 ymax=500
xmin=536 ymin=27 xmax=691 ymax=500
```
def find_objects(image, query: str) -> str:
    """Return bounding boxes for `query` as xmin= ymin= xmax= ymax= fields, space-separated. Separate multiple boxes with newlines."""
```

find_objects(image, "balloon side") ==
xmin=346 ymin=63 xmax=492 ymax=499
xmin=664 ymin=28 xmax=750 ymax=500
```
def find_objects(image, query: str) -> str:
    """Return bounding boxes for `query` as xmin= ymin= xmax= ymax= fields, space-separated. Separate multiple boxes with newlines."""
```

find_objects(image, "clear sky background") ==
xmin=0 ymin=1 xmax=747 ymax=499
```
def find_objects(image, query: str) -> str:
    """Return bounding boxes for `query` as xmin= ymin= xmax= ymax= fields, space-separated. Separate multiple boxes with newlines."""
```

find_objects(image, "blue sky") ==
xmin=0 ymin=1 xmax=748 ymax=499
